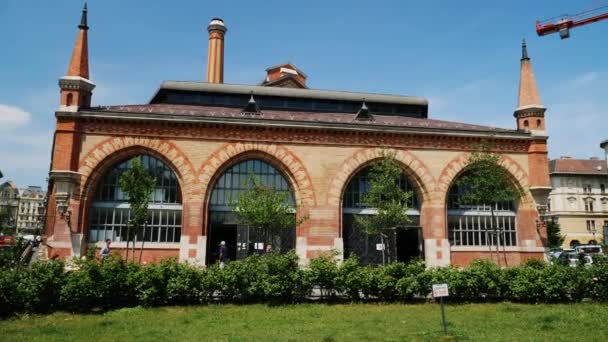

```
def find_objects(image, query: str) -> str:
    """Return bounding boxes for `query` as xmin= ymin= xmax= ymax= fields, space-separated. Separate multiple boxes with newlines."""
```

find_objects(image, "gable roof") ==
xmin=549 ymin=158 xmax=608 ymax=175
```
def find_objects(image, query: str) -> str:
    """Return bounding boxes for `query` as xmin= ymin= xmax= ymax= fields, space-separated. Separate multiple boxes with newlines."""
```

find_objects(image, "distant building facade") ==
xmin=16 ymin=186 xmax=47 ymax=235
xmin=0 ymin=181 xmax=20 ymax=230
xmin=547 ymin=157 xmax=608 ymax=247
xmin=44 ymin=7 xmax=551 ymax=266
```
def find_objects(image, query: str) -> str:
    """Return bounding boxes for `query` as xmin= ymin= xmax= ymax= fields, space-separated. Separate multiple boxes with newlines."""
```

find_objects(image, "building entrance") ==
xmin=396 ymin=227 xmax=423 ymax=262
xmin=207 ymin=224 xmax=237 ymax=266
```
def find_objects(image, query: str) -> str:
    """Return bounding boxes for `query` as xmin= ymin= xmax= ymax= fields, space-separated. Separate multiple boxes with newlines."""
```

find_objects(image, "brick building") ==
xmin=44 ymin=7 xmax=551 ymax=266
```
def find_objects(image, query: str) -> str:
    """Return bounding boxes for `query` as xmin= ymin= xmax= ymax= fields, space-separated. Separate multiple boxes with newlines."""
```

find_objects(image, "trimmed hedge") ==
xmin=1 ymin=252 xmax=608 ymax=317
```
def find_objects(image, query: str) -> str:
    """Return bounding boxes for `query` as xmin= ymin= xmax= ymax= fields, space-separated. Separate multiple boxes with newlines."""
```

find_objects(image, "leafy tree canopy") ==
xmin=354 ymin=151 xmax=412 ymax=235
xmin=118 ymin=157 xmax=156 ymax=240
xmin=456 ymin=143 xmax=522 ymax=207
xmin=230 ymin=175 xmax=305 ymax=239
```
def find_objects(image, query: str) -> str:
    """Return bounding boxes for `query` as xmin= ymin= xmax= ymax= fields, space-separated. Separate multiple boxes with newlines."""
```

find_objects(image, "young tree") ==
xmin=0 ymin=208 xmax=11 ymax=235
xmin=546 ymin=220 xmax=565 ymax=249
xmin=456 ymin=142 xmax=522 ymax=266
xmin=118 ymin=157 xmax=155 ymax=263
xmin=230 ymin=175 xmax=306 ymax=254
xmin=354 ymin=151 xmax=412 ymax=265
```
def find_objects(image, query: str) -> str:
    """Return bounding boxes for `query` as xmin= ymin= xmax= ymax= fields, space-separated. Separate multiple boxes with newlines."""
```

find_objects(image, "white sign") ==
xmin=376 ymin=243 xmax=385 ymax=251
xmin=255 ymin=242 xmax=264 ymax=250
xmin=432 ymin=283 xmax=449 ymax=298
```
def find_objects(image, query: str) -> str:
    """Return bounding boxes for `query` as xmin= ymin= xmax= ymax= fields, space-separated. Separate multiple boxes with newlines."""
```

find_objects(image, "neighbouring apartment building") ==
xmin=0 ymin=181 xmax=20 ymax=231
xmin=44 ymin=6 xmax=552 ymax=266
xmin=1 ymin=182 xmax=47 ymax=235
xmin=16 ymin=186 xmax=47 ymax=235
xmin=547 ymin=156 xmax=608 ymax=247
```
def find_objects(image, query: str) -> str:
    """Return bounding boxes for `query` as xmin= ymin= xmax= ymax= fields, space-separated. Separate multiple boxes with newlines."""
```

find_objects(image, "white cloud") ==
xmin=0 ymin=104 xmax=32 ymax=129
xmin=567 ymin=72 xmax=599 ymax=89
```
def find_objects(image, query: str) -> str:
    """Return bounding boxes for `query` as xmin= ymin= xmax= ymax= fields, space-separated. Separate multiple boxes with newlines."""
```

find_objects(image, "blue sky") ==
xmin=0 ymin=0 xmax=606 ymax=187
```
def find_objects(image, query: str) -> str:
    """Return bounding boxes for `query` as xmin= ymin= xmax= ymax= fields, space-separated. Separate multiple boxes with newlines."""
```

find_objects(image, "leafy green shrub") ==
xmin=129 ymin=258 xmax=180 ymax=307
xmin=423 ymin=266 xmax=469 ymax=302
xmin=97 ymin=257 xmax=139 ymax=309
xmin=258 ymin=251 xmax=309 ymax=303
xmin=0 ymin=268 xmax=21 ymax=316
xmin=20 ymin=260 xmax=65 ymax=312
xmin=585 ymin=260 xmax=608 ymax=301
xmin=460 ymin=259 xmax=506 ymax=301
xmin=60 ymin=266 xmax=100 ymax=312
xmin=335 ymin=256 xmax=364 ymax=300
xmin=307 ymin=254 xmax=339 ymax=299
xmin=166 ymin=262 xmax=206 ymax=305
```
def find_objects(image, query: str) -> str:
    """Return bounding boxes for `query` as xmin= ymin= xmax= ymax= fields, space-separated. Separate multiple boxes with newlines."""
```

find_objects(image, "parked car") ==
xmin=0 ymin=235 xmax=15 ymax=246
xmin=549 ymin=248 xmax=563 ymax=259
xmin=574 ymin=245 xmax=604 ymax=256
xmin=556 ymin=252 xmax=580 ymax=267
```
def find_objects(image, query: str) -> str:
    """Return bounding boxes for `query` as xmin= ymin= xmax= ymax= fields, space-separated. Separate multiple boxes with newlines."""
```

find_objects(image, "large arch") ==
xmin=332 ymin=148 xmax=433 ymax=265
xmin=77 ymin=143 xmax=190 ymax=238
xmin=79 ymin=136 xmax=196 ymax=200
xmin=202 ymin=151 xmax=301 ymax=264
xmin=438 ymin=153 xmax=536 ymax=257
xmin=198 ymin=142 xmax=316 ymax=208
xmin=86 ymin=154 xmax=183 ymax=244
xmin=327 ymin=148 xmax=434 ymax=207
xmin=437 ymin=153 xmax=533 ymax=207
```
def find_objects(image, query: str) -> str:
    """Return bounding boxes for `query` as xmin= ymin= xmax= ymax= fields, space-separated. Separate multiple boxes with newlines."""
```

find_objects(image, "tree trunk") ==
xmin=380 ymin=233 xmax=386 ymax=266
xmin=125 ymin=225 xmax=131 ymax=261
xmin=139 ymin=224 xmax=146 ymax=264
xmin=132 ymin=229 xmax=136 ymax=263
xmin=491 ymin=209 xmax=500 ymax=267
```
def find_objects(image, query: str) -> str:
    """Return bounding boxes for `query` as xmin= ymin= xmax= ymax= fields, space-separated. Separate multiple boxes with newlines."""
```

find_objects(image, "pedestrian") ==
xmin=219 ymin=241 xmax=227 ymax=269
xmin=100 ymin=239 xmax=112 ymax=259
xmin=265 ymin=244 xmax=273 ymax=254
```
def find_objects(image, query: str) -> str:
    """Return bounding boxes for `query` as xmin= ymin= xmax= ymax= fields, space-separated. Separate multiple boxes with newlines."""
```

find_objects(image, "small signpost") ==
xmin=432 ymin=283 xmax=449 ymax=336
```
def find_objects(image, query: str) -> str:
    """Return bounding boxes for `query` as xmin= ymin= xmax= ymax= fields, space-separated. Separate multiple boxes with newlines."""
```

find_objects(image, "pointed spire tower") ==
xmin=514 ymin=39 xmax=546 ymax=135
xmin=59 ymin=3 xmax=95 ymax=111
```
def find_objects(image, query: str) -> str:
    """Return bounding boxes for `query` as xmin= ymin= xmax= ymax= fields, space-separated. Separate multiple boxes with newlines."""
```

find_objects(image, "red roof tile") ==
xmin=88 ymin=104 xmax=519 ymax=134
xmin=549 ymin=159 xmax=608 ymax=175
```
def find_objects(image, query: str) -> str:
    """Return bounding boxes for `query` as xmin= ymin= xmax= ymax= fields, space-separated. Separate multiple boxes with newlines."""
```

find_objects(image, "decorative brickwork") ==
xmin=79 ymin=136 xmax=196 ymax=196
xmin=79 ymin=119 xmax=530 ymax=153
xmin=327 ymin=148 xmax=435 ymax=207
xmin=199 ymin=142 xmax=316 ymax=207
xmin=436 ymin=152 xmax=533 ymax=207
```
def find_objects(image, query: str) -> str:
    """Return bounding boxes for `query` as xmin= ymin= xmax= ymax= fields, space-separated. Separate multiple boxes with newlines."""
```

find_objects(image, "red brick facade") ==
xmin=43 ymin=13 xmax=551 ymax=267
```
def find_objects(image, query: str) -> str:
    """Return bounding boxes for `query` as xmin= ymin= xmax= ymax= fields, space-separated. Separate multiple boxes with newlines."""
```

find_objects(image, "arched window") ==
xmin=89 ymin=155 xmax=182 ymax=243
xmin=570 ymin=240 xmax=580 ymax=248
xmin=66 ymin=93 xmax=73 ymax=106
xmin=342 ymin=166 xmax=421 ymax=264
xmin=536 ymin=119 xmax=541 ymax=128
xmin=523 ymin=120 xmax=529 ymax=130
xmin=207 ymin=159 xmax=295 ymax=263
xmin=447 ymin=172 xmax=517 ymax=247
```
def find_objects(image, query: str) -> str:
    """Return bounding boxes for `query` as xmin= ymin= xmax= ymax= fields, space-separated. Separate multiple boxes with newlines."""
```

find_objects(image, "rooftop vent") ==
xmin=242 ymin=93 xmax=261 ymax=114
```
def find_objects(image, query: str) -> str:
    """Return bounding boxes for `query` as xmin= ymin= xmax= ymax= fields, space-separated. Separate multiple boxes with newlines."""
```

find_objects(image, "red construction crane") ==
xmin=536 ymin=5 xmax=608 ymax=39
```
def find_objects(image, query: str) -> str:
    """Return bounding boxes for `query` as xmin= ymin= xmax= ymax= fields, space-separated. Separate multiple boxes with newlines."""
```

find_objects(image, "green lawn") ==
xmin=1 ymin=303 xmax=607 ymax=341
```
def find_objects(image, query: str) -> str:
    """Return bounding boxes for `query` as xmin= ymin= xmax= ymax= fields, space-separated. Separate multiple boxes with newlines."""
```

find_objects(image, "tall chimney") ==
xmin=206 ymin=18 xmax=227 ymax=83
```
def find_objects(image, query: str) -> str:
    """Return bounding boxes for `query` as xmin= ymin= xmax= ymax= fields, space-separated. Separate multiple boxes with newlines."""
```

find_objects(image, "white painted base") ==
xmin=334 ymin=237 xmax=344 ymax=263
xmin=424 ymin=238 xmax=451 ymax=268
xmin=71 ymin=233 xmax=84 ymax=257
xmin=179 ymin=235 xmax=207 ymax=266
xmin=296 ymin=237 xmax=307 ymax=266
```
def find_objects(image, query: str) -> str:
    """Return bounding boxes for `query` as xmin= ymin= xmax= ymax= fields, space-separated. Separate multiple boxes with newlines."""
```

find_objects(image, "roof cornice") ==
xmin=57 ymin=110 xmax=535 ymax=140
